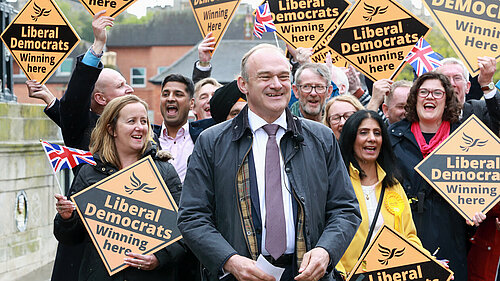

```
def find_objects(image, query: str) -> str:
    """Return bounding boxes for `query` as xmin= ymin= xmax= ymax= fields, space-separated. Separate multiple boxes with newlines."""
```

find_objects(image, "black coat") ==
xmin=49 ymin=54 xmax=103 ymax=281
xmin=389 ymin=119 xmax=471 ymax=281
xmin=53 ymin=146 xmax=187 ymax=281
xmin=59 ymin=55 xmax=102 ymax=150
xmin=461 ymin=90 xmax=500 ymax=136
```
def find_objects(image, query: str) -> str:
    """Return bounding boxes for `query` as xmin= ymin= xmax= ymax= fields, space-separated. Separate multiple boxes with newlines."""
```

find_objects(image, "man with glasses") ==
xmin=291 ymin=63 xmax=334 ymax=122
xmin=436 ymin=57 xmax=500 ymax=135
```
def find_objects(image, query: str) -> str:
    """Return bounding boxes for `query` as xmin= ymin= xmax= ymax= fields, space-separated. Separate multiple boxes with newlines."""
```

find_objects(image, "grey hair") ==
xmin=294 ymin=63 xmax=331 ymax=85
xmin=439 ymin=58 xmax=470 ymax=81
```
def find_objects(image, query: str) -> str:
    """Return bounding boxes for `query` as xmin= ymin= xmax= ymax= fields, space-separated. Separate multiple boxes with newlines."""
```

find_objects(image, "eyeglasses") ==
xmin=417 ymin=88 xmax=445 ymax=99
xmin=328 ymin=111 xmax=356 ymax=125
xmin=297 ymin=84 xmax=328 ymax=94
xmin=449 ymin=74 xmax=466 ymax=83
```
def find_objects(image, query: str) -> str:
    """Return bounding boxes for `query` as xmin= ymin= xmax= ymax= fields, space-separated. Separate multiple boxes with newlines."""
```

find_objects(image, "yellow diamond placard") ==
xmin=415 ymin=115 xmax=500 ymax=222
xmin=0 ymin=0 xmax=80 ymax=84
xmin=190 ymin=0 xmax=241 ymax=54
xmin=328 ymin=0 xmax=430 ymax=81
xmin=422 ymin=0 xmax=500 ymax=76
xmin=79 ymin=0 xmax=138 ymax=17
xmin=346 ymin=225 xmax=453 ymax=281
xmin=264 ymin=0 xmax=351 ymax=49
xmin=71 ymin=156 xmax=182 ymax=276
xmin=310 ymin=21 xmax=347 ymax=66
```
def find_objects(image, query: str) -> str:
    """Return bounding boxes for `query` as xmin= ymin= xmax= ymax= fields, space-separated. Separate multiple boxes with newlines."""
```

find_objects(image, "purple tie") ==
xmin=262 ymin=124 xmax=286 ymax=260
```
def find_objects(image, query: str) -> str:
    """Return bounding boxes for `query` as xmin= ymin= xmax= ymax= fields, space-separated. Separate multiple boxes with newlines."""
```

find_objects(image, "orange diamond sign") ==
xmin=415 ymin=115 xmax=500 ymax=222
xmin=328 ymin=0 xmax=430 ymax=81
xmin=265 ymin=0 xmax=351 ymax=49
xmin=0 ymin=0 xmax=80 ymax=84
xmin=422 ymin=0 xmax=500 ymax=76
xmin=190 ymin=0 xmax=241 ymax=53
xmin=79 ymin=0 xmax=138 ymax=17
xmin=71 ymin=156 xmax=182 ymax=275
xmin=346 ymin=225 xmax=453 ymax=281
xmin=310 ymin=21 xmax=347 ymax=66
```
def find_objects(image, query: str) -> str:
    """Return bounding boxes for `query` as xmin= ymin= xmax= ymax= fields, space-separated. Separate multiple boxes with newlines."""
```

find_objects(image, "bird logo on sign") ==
xmin=31 ymin=3 xmax=51 ymax=22
xmin=378 ymin=244 xmax=405 ymax=265
xmin=460 ymin=132 xmax=488 ymax=152
xmin=363 ymin=3 xmax=388 ymax=21
xmin=124 ymin=172 xmax=157 ymax=195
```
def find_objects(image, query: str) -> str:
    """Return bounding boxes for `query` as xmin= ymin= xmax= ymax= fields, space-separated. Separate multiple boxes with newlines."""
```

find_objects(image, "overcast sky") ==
xmin=126 ymin=0 xmax=425 ymax=18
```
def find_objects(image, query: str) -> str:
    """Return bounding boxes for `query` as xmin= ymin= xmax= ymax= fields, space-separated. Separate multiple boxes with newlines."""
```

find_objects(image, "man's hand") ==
xmin=477 ymin=56 xmax=497 ymax=87
xmin=295 ymin=247 xmax=330 ymax=281
xmin=367 ymin=79 xmax=393 ymax=111
xmin=26 ymin=80 xmax=55 ymax=105
xmin=223 ymin=255 xmax=275 ymax=281
xmin=198 ymin=32 xmax=215 ymax=66
xmin=346 ymin=65 xmax=362 ymax=96
xmin=286 ymin=44 xmax=313 ymax=65
xmin=92 ymin=10 xmax=114 ymax=54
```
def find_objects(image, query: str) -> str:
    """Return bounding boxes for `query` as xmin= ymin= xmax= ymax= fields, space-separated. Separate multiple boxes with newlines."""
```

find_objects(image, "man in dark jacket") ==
xmin=437 ymin=56 xmax=500 ymax=135
xmin=177 ymin=44 xmax=361 ymax=281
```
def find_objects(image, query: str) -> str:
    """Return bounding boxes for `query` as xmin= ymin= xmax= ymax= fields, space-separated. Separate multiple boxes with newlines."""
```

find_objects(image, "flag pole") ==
xmin=40 ymin=139 xmax=65 ymax=196
xmin=273 ymin=32 xmax=279 ymax=48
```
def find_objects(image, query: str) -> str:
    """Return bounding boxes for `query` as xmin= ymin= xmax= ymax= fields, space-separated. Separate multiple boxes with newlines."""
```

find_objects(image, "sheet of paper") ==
xmin=256 ymin=254 xmax=285 ymax=281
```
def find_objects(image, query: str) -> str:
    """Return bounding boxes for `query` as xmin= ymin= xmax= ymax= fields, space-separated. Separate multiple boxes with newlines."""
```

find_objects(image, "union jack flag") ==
xmin=405 ymin=37 xmax=442 ymax=77
xmin=253 ymin=2 xmax=276 ymax=39
xmin=41 ymin=140 xmax=96 ymax=173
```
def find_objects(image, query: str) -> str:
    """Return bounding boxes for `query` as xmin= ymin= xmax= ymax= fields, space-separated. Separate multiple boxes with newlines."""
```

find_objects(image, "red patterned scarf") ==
xmin=411 ymin=121 xmax=450 ymax=158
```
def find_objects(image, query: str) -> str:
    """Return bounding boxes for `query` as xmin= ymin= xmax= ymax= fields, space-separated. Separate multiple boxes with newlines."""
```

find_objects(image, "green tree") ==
xmin=55 ymin=0 xmax=151 ymax=42
xmin=56 ymin=0 xmax=93 ymax=41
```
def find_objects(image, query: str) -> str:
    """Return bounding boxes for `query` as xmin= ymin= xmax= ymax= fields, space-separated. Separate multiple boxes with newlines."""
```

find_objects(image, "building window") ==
xmin=13 ymin=62 xmax=25 ymax=78
xmin=131 ymin=67 xmax=146 ymax=87
xmin=157 ymin=66 xmax=167 ymax=75
xmin=56 ymin=58 xmax=74 ymax=76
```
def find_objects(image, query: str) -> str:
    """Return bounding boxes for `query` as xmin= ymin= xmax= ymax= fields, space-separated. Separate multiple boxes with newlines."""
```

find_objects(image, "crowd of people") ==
xmin=26 ymin=11 xmax=500 ymax=281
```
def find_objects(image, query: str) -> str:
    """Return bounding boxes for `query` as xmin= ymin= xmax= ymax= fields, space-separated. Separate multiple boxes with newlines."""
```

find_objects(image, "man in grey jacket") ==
xmin=177 ymin=44 xmax=361 ymax=281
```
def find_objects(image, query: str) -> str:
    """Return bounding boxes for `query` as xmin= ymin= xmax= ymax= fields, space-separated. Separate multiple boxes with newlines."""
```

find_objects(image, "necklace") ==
xmin=362 ymin=182 xmax=377 ymax=201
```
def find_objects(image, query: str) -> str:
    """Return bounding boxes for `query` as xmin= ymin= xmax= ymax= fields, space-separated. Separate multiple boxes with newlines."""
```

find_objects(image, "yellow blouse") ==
xmin=336 ymin=163 xmax=429 ymax=275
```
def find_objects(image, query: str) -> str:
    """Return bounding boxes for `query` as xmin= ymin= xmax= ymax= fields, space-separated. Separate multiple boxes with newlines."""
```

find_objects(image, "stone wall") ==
xmin=0 ymin=102 xmax=62 ymax=281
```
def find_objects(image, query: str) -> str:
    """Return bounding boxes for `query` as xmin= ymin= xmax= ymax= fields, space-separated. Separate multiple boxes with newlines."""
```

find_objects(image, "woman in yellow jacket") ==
xmin=335 ymin=110 xmax=428 ymax=276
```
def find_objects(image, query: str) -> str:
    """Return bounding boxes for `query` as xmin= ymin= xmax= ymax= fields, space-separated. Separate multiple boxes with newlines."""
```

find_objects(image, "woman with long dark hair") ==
xmin=336 ymin=110 xmax=427 ymax=275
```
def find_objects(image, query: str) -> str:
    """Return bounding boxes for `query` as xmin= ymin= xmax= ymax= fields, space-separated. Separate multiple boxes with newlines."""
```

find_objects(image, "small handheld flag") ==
xmin=41 ymin=140 xmax=96 ymax=195
xmin=253 ymin=2 xmax=276 ymax=39
xmin=405 ymin=37 xmax=442 ymax=77
xmin=41 ymin=140 xmax=96 ymax=173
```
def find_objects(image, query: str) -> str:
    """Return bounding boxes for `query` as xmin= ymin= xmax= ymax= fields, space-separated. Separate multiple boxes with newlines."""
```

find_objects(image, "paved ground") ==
xmin=15 ymin=261 xmax=53 ymax=281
